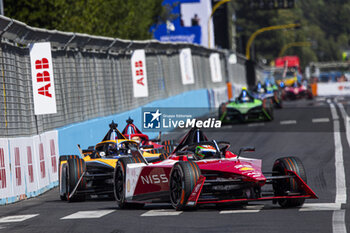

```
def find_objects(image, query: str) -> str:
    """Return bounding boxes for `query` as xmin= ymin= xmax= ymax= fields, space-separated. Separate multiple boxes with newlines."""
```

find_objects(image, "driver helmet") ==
xmin=131 ymin=136 xmax=141 ymax=144
xmin=107 ymin=144 xmax=117 ymax=155
xmin=241 ymin=88 xmax=250 ymax=102
xmin=195 ymin=145 xmax=216 ymax=159
xmin=257 ymin=83 xmax=265 ymax=93
xmin=117 ymin=142 xmax=126 ymax=149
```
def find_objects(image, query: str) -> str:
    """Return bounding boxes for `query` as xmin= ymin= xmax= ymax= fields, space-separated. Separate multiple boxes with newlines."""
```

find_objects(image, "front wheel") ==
xmin=114 ymin=157 xmax=144 ymax=209
xmin=59 ymin=155 xmax=80 ymax=201
xmin=272 ymin=157 xmax=307 ymax=207
xmin=66 ymin=158 xmax=86 ymax=202
xmin=169 ymin=161 xmax=201 ymax=210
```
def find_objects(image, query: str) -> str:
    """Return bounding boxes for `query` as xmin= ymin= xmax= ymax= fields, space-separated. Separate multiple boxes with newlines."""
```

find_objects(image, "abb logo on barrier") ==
xmin=39 ymin=143 xmax=46 ymax=178
xmin=27 ymin=147 xmax=34 ymax=183
xmin=0 ymin=148 xmax=6 ymax=189
xmin=135 ymin=61 xmax=145 ymax=86
xmin=131 ymin=49 xmax=148 ymax=98
xmin=30 ymin=42 xmax=57 ymax=115
xmin=14 ymin=147 xmax=22 ymax=186
xmin=50 ymin=140 xmax=57 ymax=173
xmin=35 ymin=58 xmax=52 ymax=98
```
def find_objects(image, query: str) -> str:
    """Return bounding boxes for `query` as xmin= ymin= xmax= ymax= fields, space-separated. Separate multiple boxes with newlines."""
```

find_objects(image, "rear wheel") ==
xmin=114 ymin=157 xmax=144 ymax=209
xmin=272 ymin=157 xmax=307 ymax=207
xmin=159 ymin=153 xmax=168 ymax=160
xmin=162 ymin=140 xmax=177 ymax=154
xmin=273 ymin=91 xmax=283 ymax=108
xmin=66 ymin=158 xmax=86 ymax=202
xmin=263 ymin=99 xmax=274 ymax=121
xmin=170 ymin=161 xmax=201 ymax=210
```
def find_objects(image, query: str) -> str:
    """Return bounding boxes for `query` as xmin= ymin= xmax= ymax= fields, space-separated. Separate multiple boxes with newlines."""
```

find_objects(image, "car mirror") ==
xmin=237 ymin=147 xmax=255 ymax=158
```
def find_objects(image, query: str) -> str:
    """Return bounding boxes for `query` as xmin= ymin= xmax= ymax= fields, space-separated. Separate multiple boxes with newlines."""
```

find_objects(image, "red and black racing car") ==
xmin=113 ymin=127 xmax=317 ymax=210
xmin=121 ymin=117 xmax=176 ymax=155
xmin=282 ymin=81 xmax=313 ymax=100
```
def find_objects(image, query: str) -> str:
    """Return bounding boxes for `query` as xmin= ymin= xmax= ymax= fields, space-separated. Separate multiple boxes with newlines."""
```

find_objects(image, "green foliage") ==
xmin=235 ymin=0 xmax=350 ymax=68
xmin=4 ymin=0 xmax=163 ymax=40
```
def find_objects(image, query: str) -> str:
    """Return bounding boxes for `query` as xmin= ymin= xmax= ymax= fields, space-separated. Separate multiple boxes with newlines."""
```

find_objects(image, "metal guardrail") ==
xmin=0 ymin=15 xmax=251 ymax=137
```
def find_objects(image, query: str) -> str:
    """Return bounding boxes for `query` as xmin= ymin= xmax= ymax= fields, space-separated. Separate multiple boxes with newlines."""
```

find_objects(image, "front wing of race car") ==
xmin=186 ymin=170 xmax=317 ymax=207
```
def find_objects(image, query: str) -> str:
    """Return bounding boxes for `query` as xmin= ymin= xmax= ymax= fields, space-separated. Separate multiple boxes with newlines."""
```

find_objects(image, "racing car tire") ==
xmin=114 ymin=157 xmax=144 ymax=209
xmin=159 ymin=153 xmax=169 ymax=161
xmin=67 ymin=158 xmax=86 ymax=202
xmin=59 ymin=155 xmax=80 ymax=201
xmin=218 ymin=103 xmax=224 ymax=120
xmin=274 ymin=101 xmax=283 ymax=109
xmin=262 ymin=99 xmax=274 ymax=121
xmin=162 ymin=140 xmax=177 ymax=154
xmin=170 ymin=161 xmax=201 ymax=211
xmin=272 ymin=156 xmax=307 ymax=208
xmin=307 ymin=92 xmax=313 ymax=100
xmin=273 ymin=91 xmax=283 ymax=109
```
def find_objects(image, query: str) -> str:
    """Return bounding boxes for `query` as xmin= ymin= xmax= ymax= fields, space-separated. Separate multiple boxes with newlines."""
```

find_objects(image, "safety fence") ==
xmin=0 ymin=15 xmax=260 ymax=204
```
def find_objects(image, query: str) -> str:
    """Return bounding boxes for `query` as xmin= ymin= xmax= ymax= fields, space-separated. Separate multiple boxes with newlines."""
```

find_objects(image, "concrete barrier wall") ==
xmin=315 ymin=82 xmax=350 ymax=96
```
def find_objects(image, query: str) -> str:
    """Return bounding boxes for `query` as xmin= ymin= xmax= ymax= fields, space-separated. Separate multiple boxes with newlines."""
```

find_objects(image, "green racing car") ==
xmin=219 ymin=87 xmax=274 ymax=123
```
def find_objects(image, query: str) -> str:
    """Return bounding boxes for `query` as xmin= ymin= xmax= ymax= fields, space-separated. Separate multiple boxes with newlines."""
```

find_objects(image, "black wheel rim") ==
xmin=115 ymin=166 xmax=124 ymax=201
xmin=170 ymin=167 xmax=183 ymax=205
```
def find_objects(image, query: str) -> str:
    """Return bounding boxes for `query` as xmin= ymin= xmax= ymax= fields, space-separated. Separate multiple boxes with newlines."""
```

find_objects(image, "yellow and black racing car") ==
xmin=58 ymin=121 xmax=162 ymax=202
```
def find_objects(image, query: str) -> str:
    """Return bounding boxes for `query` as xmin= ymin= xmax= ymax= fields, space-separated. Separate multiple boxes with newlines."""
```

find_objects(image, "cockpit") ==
xmin=172 ymin=128 xmax=231 ymax=160
xmin=122 ymin=117 xmax=149 ymax=145
xmin=237 ymin=89 xmax=254 ymax=103
xmin=95 ymin=141 xmax=139 ymax=158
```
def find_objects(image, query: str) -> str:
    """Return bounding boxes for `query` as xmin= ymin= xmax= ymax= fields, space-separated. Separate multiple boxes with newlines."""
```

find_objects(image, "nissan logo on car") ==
xmin=141 ymin=174 xmax=168 ymax=184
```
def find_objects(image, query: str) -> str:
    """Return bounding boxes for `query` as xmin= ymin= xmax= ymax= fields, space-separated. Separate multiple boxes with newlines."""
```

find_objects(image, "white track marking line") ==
xmin=280 ymin=120 xmax=297 ymax=125
xmin=333 ymin=210 xmax=347 ymax=233
xmin=220 ymin=209 xmax=260 ymax=214
xmin=329 ymin=101 xmax=347 ymax=233
xmin=141 ymin=209 xmax=182 ymax=217
xmin=299 ymin=203 xmax=341 ymax=212
xmin=336 ymin=102 xmax=350 ymax=153
xmin=247 ymin=123 xmax=265 ymax=127
xmin=220 ymin=205 xmax=263 ymax=214
xmin=329 ymin=102 xmax=347 ymax=204
xmin=0 ymin=214 xmax=39 ymax=223
xmin=61 ymin=210 xmax=115 ymax=219
xmin=312 ymin=118 xmax=330 ymax=123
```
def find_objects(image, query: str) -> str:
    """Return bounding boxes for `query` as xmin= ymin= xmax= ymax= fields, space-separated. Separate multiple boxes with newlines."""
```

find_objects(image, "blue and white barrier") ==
xmin=0 ymin=131 xmax=59 ymax=204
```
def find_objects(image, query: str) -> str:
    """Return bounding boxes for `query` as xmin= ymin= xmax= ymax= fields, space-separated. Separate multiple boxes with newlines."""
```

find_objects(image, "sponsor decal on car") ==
xmin=127 ymin=179 xmax=131 ymax=193
xmin=239 ymin=167 xmax=254 ymax=171
xmin=140 ymin=174 xmax=168 ymax=184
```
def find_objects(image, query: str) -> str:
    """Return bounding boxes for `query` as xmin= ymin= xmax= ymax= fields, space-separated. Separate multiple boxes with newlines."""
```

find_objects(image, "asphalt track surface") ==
xmin=0 ymin=97 xmax=350 ymax=233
